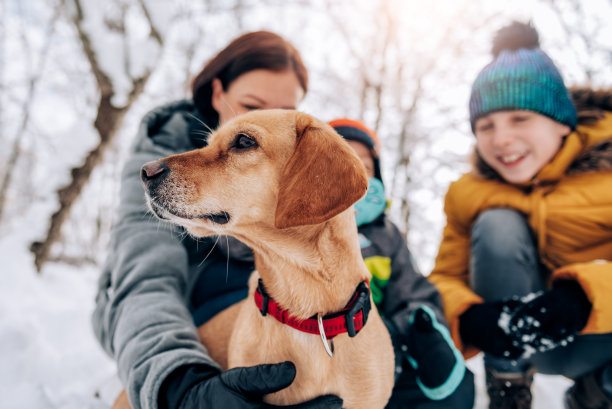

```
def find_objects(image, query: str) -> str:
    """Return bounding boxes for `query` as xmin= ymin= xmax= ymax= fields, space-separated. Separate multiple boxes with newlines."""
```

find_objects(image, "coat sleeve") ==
xmin=427 ymin=182 xmax=483 ymax=358
xmin=381 ymin=222 xmax=468 ymax=399
xmin=382 ymin=222 xmax=448 ymax=337
xmin=92 ymin=110 xmax=219 ymax=409
xmin=552 ymin=260 xmax=612 ymax=335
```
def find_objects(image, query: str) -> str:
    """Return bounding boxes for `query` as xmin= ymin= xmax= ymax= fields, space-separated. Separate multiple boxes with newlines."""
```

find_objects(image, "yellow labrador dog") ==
xmin=135 ymin=110 xmax=394 ymax=408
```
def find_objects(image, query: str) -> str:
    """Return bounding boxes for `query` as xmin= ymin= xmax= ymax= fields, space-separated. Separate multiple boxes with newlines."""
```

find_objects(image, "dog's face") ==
xmin=141 ymin=110 xmax=368 ymax=239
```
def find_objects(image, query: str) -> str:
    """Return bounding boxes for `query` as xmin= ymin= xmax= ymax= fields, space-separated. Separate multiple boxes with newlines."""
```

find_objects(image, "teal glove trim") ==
xmin=407 ymin=305 xmax=466 ymax=401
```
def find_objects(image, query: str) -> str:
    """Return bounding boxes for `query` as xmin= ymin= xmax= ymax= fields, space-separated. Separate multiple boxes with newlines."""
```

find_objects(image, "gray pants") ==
xmin=470 ymin=208 xmax=612 ymax=393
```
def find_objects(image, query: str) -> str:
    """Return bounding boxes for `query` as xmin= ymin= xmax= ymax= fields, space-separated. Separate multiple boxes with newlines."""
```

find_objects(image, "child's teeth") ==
xmin=502 ymin=153 xmax=522 ymax=162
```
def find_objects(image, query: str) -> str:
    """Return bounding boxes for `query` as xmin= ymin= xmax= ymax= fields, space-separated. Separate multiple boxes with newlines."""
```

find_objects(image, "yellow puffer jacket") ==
xmin=429 ymin=102 xmax=612 ymax=359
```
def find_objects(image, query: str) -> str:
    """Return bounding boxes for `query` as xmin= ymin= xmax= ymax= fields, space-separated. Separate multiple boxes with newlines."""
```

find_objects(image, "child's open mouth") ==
xmin=499 ymin=152 xmax=527 ymax=166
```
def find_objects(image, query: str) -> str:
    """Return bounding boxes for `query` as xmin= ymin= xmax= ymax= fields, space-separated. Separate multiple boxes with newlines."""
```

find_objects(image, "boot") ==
xmin=485 ymin=366 xmax=535 ymax=409
xmin=565 ymin=368 xmax=612 ymax=409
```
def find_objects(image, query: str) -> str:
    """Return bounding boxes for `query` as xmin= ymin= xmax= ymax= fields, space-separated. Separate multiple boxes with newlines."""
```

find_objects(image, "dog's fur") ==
xmin=116 ymin=110 xmax=395 ymax=409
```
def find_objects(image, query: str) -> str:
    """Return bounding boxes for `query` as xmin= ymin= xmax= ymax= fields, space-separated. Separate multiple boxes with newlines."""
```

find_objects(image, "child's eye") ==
xmin=476 ymin=123 xmax=493 ymax=133
xmin=242 ymin=104 xmax=261 ymax=111
xmin=512 ymin=115 xmax=530 ymax=123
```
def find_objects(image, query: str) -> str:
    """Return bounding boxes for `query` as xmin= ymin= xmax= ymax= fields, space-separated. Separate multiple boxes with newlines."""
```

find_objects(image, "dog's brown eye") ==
xmin=232 ymin=133 xmax=258 ymax=151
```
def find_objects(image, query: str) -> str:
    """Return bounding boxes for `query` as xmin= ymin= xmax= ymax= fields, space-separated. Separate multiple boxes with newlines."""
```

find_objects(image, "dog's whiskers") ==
xmin=225 ymin=235 xmax=230 ymax=283
xmin=221 ymin=98 xmax=239 ymax=119
xmin=188 ymin=113 xmax=215 ymax=139
xmin=190 ymin=129 xmax=212 ymax=144
xmin=197 ymin=235 xmax=221 ymax=268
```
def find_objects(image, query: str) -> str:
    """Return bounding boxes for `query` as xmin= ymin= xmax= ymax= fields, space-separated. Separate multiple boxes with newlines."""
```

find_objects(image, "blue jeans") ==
xmin=470 ymin=209 xmax=612 ymax=393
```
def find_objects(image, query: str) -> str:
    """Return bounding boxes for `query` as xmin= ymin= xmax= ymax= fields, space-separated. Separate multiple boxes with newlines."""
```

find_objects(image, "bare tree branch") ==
xmin=137 ymin=0 xmax=164 ymax=45
xmin=0 ymin=4 xmax=59 ymax=225
xmin=30 ymin=0 xmax=164 ymax=272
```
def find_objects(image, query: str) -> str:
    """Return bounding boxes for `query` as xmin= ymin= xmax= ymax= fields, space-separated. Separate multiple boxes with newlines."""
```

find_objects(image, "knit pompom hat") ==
xmin=469 ymin=21 xmax=577 ymax=132
xmin=329 ymin=118 xmax=382 ymax=182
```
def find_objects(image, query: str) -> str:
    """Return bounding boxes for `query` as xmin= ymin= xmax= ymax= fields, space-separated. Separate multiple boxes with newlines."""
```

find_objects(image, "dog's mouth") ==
xmin=197 ymin=212 xmax=230 ymax=224
xmin=196 ymin=211 xmax=231 ymax=224
xmin=148 ymin=198 xmax=231 ymax=225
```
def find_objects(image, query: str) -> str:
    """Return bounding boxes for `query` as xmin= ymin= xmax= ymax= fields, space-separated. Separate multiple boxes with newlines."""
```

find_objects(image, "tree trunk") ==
xmin=30 ymin=0 xmax=159 ymax=272
xmin=30 ymin=95 xmax=129 ymax=271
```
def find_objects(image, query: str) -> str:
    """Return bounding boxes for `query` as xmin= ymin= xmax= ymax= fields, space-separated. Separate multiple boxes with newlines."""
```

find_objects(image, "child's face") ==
xmin=474 ymin=111 xmax=570 ymax=184
xmin=346 ymin=140 xmax=375 ymax=178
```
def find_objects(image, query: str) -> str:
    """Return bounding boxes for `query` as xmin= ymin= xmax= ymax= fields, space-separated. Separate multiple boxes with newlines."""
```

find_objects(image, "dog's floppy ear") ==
xmin=275 ymin=112 xmax=369 ymax=229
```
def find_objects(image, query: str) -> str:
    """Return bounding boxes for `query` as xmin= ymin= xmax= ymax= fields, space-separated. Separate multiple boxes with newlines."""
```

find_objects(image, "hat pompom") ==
xmin=492 ymin=21 xmax=540 ymax=57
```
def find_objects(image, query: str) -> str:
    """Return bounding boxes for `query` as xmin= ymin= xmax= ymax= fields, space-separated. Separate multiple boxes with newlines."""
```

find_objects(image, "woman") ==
xmin=428 ymin=22 xmax=612 ymax=409
xmin=93 ymin=31 xmax=342 ymax=409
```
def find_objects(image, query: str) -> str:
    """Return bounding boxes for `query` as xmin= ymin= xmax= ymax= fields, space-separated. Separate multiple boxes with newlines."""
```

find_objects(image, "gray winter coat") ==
xmin=93 ymin=100 xmax=225 ymax=409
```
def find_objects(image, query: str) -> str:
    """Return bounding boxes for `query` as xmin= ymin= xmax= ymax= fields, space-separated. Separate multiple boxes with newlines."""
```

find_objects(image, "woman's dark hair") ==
xmin=191 ymin=31 xmax=309 ymax=124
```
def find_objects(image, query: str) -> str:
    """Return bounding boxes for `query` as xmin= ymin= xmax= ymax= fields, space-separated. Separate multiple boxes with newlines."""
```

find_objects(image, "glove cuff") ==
xmin=159 ymin=364 xmax=220 ymax=409
xmin=458 ymin=304 xmax=480 ymax=347
xmin=553 ymin=280 xmax=592 ymax=330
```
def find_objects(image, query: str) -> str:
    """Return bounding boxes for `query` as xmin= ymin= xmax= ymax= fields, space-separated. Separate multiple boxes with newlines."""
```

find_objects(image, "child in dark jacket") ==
xmin=329 ymin=119 xmax=475 ymax=409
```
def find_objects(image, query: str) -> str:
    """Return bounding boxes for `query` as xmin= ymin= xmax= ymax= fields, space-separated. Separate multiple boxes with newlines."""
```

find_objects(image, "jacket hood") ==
xmin=566 ymin=88 xmax=612 ymax=174
xmin=571 ymin=87 xmax=612 ymax=125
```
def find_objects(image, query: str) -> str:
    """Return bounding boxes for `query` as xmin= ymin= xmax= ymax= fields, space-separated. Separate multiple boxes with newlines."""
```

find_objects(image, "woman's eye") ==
xmin=232 ymin=133 xmax=258 ymax=151
xmin=243 ymin=104 xmax=260 ymax=111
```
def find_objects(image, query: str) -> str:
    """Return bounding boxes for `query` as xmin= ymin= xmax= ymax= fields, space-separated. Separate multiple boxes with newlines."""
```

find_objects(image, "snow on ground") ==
xmin=0 ymin=230 xmax=571 ymax=409
xmin=467 ymin=355 xmax=572 ymax=408
xmin=0 ymin=231 xmax=118 ymax=409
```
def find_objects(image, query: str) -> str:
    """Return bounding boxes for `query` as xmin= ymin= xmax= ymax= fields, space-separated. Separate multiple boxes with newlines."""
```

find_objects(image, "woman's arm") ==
xmin=92 ymin=104 xmax=220 ymax=409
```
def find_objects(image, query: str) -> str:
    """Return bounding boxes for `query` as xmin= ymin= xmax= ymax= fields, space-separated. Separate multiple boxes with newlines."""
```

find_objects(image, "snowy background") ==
xmin=2 ymin=0 xmax=611 ymax=408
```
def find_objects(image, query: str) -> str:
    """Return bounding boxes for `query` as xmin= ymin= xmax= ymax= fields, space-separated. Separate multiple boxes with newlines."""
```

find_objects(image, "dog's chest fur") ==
xmin=227 ymin=271 xmax=394 ymax=409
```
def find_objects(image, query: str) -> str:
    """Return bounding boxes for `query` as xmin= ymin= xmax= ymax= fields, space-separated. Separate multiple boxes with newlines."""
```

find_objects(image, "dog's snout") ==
xmin=141 ymin=161 xmax=168 ymax=190
xmin=141 ymin=161 xmax=167 ymax=181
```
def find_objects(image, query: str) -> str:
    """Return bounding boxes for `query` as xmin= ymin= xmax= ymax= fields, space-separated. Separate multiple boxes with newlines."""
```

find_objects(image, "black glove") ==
xmin=160 ymin=361 xmax=343 ymax=409
xmin=407 ymin=307 xmax=465 ymax=400
xmin=504 ymin=280 xmax=592 ymax=353
xmin=459 ymin=299 xmax=524 ymax=359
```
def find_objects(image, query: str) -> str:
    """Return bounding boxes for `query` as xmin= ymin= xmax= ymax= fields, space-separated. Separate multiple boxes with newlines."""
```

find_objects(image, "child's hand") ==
xmin=459 ymin=300 xmax=524 ymax=359
xmin=503 ymin=280 xmax=591 ymax=356
xmin=407 ymin=307 xmax=466 ymax=400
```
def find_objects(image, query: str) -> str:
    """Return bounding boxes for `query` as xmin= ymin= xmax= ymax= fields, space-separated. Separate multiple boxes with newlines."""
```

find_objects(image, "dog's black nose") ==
xmin=141 ymin=161 xmax=168 ymax=189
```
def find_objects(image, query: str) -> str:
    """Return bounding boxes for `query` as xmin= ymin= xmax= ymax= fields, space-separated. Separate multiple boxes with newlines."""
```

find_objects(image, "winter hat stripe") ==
xmin=329 ymin=118 xmax=383 ymax=182
xmin=328 ymin=118 xmax=380 ymax=151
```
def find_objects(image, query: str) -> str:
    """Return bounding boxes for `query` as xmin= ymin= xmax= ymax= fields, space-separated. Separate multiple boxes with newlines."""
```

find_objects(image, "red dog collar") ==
xmin=254 ymin=279 xmax=371 ymax=339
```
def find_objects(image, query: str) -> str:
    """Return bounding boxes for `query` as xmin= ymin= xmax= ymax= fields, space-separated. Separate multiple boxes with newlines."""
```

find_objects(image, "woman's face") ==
xmin=474 ymin=110 xmax=570 ymax=184
xmin=211 ymin=69 xmax=304 ymax=125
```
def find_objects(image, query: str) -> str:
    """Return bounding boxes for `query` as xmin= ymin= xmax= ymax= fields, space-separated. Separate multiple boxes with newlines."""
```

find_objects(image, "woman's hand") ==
xmin=162 ymin=361 xmax=343 ymax=409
